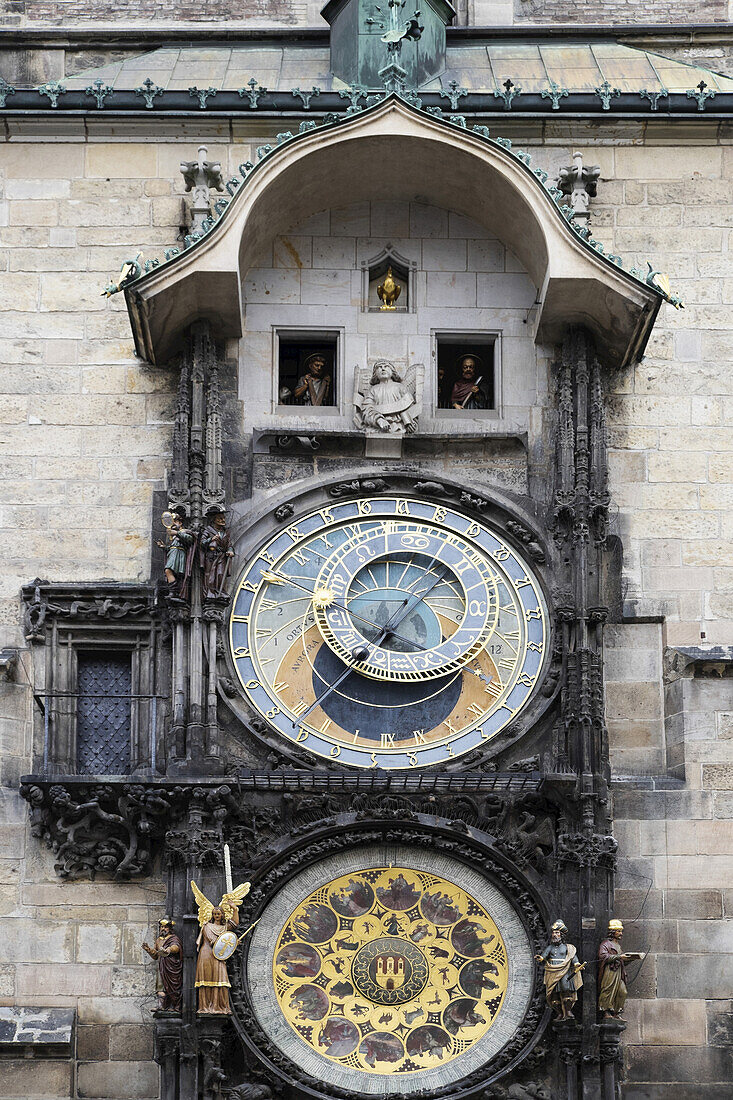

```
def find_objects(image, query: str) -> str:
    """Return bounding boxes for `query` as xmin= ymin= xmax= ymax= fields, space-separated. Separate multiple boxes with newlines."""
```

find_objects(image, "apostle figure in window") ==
xmin=451 ymin=355 xmax=489 ymax=410
xmin=142 ymin=917 xmax=183 ymax=1013
xmin=200 ymin=509 xmax=235 ymax=600
xmin=294 ymin=352 xmax=332 ymax=407
xmin=436 ymin=365 xmax=449 ymax=409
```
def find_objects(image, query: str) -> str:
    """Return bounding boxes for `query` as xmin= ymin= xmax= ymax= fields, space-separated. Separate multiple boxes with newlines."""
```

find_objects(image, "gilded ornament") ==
xmin=272 ymin=867 xmax=508 ymax=1074
xmin=377 ymin=266 xmax=402 ymax=310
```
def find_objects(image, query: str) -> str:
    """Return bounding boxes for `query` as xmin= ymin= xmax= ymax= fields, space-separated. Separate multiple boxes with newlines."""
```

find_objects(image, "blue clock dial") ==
xmin=228 ymin=497 xmax=548 ymax=769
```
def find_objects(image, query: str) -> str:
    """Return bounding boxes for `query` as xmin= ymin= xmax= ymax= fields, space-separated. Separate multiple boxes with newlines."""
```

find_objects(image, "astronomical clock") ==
xmin=227 ymin=495 xmax=548 ymax=769
xmin=212 ymin=479 xmax=561 ymax=1098
xmin=247 ymin=849 xmax=534 ymax=1092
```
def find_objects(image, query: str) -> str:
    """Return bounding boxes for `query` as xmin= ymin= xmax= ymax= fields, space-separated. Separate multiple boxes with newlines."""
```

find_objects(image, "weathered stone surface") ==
xmin=77 ymin=1059 xmax=158 ymax=1099
xmin=15 ymin=964 xmax=111 ymax=999
xmin=664 ymin=890 xmax=723 ymax=920
xmin=0 ymin=1006 xmax=74 ymax=1049
xmin=639 ymin=999 xmax=707 ymax=1045
xmin=657 ymin=954 xmax=733 ymax=999
xmin=626 ymin=1044 xmax=733 ymax=1082
xmin=76 ymin=1024 xmax=110 ymax=1061
xmin=0 ymin=1059 xmax=72 ymax=1097
xmin=109 ymin=1022 xmax=154 ymax=1060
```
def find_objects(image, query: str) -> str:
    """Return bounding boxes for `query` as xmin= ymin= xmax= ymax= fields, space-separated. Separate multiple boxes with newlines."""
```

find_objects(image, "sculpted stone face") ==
xmin=375 ymin=362 xmax=393 ymax=382
xmin=212 ymin=907 xmax=224 ymax=924
xmin=551 ymin=928 xmax=562 ymax=944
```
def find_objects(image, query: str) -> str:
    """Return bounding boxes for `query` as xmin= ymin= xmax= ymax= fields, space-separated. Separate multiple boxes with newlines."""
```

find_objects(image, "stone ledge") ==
xmin=0 ymin=1006 xmax=74 ymax=1057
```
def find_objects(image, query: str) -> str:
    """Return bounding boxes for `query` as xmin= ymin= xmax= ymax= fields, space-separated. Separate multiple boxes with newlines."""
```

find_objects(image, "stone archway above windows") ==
xmin=125 ymin=95 xmax=662 ymax=369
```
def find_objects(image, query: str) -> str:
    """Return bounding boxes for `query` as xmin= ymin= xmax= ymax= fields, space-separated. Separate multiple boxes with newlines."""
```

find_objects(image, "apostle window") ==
xmin=277 ymin=331 xmax=338 ymax=410
xmin=435 ymin=334 xmax=497 ymax=414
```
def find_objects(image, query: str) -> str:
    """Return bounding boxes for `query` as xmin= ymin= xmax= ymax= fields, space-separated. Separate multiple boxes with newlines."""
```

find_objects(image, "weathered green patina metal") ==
xmin=322 ymin=0 xmax=455 ymax=91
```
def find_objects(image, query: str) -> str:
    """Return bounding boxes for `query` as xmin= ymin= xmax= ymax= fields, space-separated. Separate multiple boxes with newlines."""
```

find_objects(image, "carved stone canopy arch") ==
xmin=361 ymin=243 xmax=417 ymax=312
xmin=125 ymin=96 xmax=660 ymax=368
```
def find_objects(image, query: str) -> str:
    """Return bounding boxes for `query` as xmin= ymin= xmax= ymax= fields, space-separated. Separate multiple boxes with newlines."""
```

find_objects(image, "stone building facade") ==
xmin=1 ymin=5 xmax=732 ymax=1100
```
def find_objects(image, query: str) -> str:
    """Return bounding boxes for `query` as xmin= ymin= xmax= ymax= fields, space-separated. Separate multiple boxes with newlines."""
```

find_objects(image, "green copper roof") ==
xmin=62 ymin=40 xmax=733 ymax=94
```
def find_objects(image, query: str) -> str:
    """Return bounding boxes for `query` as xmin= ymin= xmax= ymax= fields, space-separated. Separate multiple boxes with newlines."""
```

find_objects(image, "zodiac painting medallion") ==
xmin=271 ymin=867 xmax=509 ymax=1075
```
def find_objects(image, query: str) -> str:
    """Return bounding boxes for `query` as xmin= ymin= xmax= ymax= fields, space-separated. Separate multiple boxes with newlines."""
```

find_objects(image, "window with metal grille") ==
xmin=76 ymin=653 xmax=132 ymax=775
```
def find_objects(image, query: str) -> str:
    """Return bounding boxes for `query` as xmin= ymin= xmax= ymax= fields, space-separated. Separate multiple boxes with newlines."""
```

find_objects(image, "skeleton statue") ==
xmin=353 ymin=359 xmax=422 ymax=435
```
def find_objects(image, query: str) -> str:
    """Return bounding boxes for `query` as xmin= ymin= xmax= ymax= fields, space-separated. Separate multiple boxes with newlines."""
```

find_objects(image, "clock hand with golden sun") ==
xmin=261 ymin=567 xmax=418 ymax=649
xmin=296 ymin=559 xmax=448 ymax=724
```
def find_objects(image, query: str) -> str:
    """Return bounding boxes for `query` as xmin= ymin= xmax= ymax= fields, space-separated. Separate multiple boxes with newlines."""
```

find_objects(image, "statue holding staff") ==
xmin=535 ymin=918 xmax=585 ymax=1020
xmin=142 ymin=917 xmax=183 ymax=1013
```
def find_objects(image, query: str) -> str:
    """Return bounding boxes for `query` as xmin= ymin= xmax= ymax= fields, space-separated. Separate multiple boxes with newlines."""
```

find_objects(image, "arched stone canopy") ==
xmin=125 ymin=95 xmax=661 ymax=368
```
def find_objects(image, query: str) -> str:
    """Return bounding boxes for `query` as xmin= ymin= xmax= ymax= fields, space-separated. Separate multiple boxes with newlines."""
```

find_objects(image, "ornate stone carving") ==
xmin=180 ymin=146 xmax=224 ymax=233
xmin=327 ymin=477 xmax=388 ymax=498
xmin=556 ymin=152 xmax=600 ymax=226
xmin=556 ymin=831 xmax=617 ymax=869
xmin=19 ymin=781 xmax=186 ymax=879
xmin=22 ymin=580 xmax=156 ymax=643
xmin=353 ymin=359 xmax=423 ymax=436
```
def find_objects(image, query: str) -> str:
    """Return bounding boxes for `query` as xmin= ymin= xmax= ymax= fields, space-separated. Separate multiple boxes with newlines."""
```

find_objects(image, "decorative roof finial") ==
xmin=557 ymin=151 xmax=601 ymax=227
xmin=180 ymin=145 xmax=224 ymax=233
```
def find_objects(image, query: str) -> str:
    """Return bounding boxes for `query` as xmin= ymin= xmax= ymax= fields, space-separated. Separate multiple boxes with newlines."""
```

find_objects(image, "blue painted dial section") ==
xmin=227 ymin=497 xmax=549 ymax=770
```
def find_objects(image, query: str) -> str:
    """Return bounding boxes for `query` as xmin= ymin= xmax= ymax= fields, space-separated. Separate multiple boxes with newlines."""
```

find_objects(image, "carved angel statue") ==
xmin=191 ymin=879 xmax=250 ymax=1014
xmin=354 ymin=359 xmax=421 ymax=435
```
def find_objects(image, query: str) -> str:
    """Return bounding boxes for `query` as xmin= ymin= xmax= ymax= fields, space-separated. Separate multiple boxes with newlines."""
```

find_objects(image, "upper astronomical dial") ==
xmin=228 ymin=496 xmax=548 ymax=770
xmin=314 ymin=525 xmax=500 ymax=682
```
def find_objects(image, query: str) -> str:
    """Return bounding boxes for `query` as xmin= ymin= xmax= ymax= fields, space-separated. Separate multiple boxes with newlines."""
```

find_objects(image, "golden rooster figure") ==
xmin=191 ymin=879 xmax=250 ymax=1014
xmin=377 ymin=266 xmax=402 ymax=311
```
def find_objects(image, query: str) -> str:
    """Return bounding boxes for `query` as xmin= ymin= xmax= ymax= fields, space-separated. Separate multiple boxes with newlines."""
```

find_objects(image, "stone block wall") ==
xmin=241 ymin=198 xmax=541 ymax=466
xmin=0 ymin=108 xmax=733 ymax=1098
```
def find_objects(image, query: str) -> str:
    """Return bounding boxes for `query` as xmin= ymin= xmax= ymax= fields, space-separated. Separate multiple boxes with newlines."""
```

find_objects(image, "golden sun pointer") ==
xmin=313 ymin=586 xmax=335 ymax=609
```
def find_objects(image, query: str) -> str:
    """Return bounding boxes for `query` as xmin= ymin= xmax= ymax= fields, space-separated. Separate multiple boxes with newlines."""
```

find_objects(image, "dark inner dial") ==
xmin=312 ymin=648 xmax=462 ymax=739
xmin=314 ymin=553 xmax=464 ymax=739
xmin=346 ymin=552 xmax=449 ymax=653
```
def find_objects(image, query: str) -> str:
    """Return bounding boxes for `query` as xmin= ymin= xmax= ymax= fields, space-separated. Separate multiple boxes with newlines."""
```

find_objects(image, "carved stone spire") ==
xmin=179 ymin=145 xmax=224 ymax=233
xmin=168 ymin=357 xmax=190 ymax=510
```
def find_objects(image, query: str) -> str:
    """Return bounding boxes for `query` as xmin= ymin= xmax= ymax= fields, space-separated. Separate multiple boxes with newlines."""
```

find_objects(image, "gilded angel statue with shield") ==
xmin=353 ymin=358 xmax=423 ymax=436
xmin=191 ymin=879 xmax=250 ymax=1014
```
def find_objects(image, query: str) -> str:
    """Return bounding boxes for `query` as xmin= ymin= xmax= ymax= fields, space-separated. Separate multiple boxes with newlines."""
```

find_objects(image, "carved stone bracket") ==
xmin=19 ymin=779 xmax=188 ymax=879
